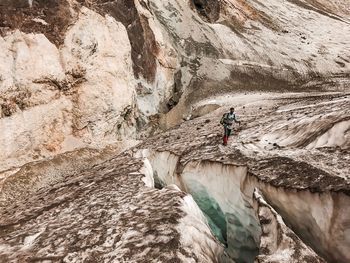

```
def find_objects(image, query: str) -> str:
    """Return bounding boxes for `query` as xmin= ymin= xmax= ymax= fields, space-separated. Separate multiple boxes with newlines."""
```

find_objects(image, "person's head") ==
xmin=230 ymin=107 xmax=234 ymax=113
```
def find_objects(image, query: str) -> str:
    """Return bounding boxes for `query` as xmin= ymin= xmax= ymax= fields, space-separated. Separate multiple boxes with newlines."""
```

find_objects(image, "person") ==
xmin=220 ymin=107 xmax=241 ymax=146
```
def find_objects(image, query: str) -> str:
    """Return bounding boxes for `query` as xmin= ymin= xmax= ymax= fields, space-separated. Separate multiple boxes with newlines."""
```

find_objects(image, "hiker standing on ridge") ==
xmin=220 ymin=107 xmax=241 ymax=146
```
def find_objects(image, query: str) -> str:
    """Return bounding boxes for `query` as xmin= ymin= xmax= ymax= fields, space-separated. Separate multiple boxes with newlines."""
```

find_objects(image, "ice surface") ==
xmin=143 ymin=150 xmax=261 ymax=263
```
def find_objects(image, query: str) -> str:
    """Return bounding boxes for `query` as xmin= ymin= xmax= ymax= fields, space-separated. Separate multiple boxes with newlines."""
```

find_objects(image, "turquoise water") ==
xmin=186 ymin=180 xmax=228 ymax=244
xmin=154 ymin=173 xmax=259 ymax=263
xmin=184 ymin=179 xmax=259 ymax=263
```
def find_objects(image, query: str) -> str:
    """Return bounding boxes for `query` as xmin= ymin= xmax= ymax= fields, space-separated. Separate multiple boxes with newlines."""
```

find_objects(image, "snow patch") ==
xmin=23 ymin=229 xmax=45 ymax=249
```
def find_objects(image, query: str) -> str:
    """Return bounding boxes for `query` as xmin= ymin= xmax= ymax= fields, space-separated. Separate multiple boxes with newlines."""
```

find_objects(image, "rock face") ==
xmin=1 ymin=0 xmax=350 ymax=171
xmin=0 ymin=0 xmax=350 ymax=263
xmin=0 ymin=5 xmax=140 ymax=171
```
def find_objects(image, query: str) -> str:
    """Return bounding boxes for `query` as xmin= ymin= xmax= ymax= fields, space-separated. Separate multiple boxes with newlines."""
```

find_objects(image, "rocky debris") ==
xmin=138 ymin=93 xmax=350 ymax=263
xmin=1 ymin=0 xmax=350 ymax=172
xmin=0 ymin=150 xmax=223 ymax=262
xmin=0 ymin=146 xmax=123 ymax=205
xmin=253 ymin=189 xmax=326 ymax=263
xmin=249 ymin=156 xmax=349 ymax=193
xmin=191 ymin=103 xmax=221 ymax=119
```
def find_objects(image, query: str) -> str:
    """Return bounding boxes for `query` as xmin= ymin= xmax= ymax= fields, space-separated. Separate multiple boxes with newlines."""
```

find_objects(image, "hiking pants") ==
xmin=223 ymin=125 xmax=232 ymax=145
xmin=224 ymin=125 xmax=232 ymax=137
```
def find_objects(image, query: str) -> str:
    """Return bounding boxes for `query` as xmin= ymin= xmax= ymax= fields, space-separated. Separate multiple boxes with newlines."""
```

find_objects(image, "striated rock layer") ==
xmin=1 ymin=0 xmax=350 ymax=172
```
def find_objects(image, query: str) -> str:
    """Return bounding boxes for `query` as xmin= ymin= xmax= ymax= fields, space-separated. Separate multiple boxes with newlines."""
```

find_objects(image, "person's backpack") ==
xmin=220 ymin=113 xmax=227 ymax=125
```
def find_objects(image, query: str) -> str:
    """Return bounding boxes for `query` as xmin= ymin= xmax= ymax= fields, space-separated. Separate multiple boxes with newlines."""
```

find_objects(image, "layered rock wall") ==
xmin=0 ymin=7 xmax=140 ymax=171
xmin=1 ymin=0 xmax=350 ymax=172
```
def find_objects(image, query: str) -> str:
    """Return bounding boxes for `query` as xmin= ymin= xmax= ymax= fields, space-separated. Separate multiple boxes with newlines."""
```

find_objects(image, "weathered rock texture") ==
xmin=0 ymin=5 xmax=140 ymax=171
xmin=0 ymin=151 xmax=223 ymax=262
xmin=0 ymin=0 xmax=350 ymax=262
xmin=1 ymin=0 xmax=350 ymax=172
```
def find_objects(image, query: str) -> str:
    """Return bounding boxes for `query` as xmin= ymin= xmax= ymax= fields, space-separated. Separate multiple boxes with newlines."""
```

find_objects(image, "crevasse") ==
xmin=136 ymin=148 xmax=350 ymax=263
